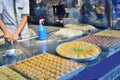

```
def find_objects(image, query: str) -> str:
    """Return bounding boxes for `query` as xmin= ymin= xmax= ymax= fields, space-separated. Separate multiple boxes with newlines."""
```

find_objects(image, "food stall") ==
xmin=0 ymin=0 xmax=120 ymax=80
xmin=0 ymin=23 xmax=120 ymax=79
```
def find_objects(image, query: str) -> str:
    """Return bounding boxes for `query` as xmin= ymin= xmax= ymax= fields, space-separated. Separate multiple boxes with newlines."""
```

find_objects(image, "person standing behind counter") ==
xmin=0 ymin=0 xmax=30 ymax=42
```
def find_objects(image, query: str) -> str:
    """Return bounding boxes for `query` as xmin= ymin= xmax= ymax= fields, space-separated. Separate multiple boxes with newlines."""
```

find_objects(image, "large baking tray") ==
xmin=11 ymin=53 xmax=85 ymax=80
xmin=75 ymin=35 xmax=120 ymax=51
xmin=56 ymin=42 xmax=101 ymax=61
xmin=0 ymin=65 xmax=27 ymax=80
xmin=94 ymin=29 xmax=120 ymax=37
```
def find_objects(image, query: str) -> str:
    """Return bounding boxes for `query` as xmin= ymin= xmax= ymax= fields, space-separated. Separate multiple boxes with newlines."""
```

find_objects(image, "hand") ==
xmin=37 ymin=0 xmax=42 ymax=3
xmin=11 ymin=33 xmax=19 ymax=42
xmin=39 ymin=19 xmax=45 ymax=24
xmin=4 ymin=32 xmax=11 ymax=41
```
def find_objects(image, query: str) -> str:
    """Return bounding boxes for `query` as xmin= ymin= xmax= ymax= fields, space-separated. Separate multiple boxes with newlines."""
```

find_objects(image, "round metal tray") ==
xmin=56 ymin=41 xmax=101 ymax=61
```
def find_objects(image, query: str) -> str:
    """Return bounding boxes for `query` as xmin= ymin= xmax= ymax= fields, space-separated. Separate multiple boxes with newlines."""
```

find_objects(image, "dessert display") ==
xmin=95 ymin=29 xmax=120 ymax=37
xmin=56 ymin=41 xmax=101 ymax=60
xmin=12 ymin=53 xmax=84 ymax=80
xmin=64 ymin=24 xmax=97 ymax=32
xmin=75 ymin=35 xmax=120 ymax=50
xmin=53 ymin=28 xmax=84 ymax=38
xmin=0 ymin=66 xmax=26 ymax=80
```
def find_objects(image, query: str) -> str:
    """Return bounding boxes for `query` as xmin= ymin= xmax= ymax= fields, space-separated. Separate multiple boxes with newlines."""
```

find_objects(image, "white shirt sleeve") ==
xmin=0 ymin=0 xmax=3 ymax=18
xmin=22 ymin=0 xmax=29 ymax=16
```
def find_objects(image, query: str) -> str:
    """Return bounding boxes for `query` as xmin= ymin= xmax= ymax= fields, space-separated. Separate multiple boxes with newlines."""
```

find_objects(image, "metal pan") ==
xmin=56 ymin=41 xmax=101 ymax=61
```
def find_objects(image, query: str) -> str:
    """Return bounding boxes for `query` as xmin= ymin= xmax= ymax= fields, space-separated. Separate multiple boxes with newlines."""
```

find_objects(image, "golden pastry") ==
xmin=95 ymin=30 xmax=120 ymax=37
xmin=12 ymin=53 xmax=84 ymax=79
xmin=57 ymin=41 xmax=101 ymax=59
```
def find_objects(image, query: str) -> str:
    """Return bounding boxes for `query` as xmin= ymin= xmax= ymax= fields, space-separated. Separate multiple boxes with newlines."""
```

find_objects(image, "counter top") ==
xmin=0 ymin=25 xmax=119 ymax=79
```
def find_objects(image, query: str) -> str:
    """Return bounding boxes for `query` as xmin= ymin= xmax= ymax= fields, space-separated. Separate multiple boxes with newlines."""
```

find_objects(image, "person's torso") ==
xmin=1 ymin=0 xmax=29 ymax=38
xmin=2 ymin=0 xmax=25 ymax=26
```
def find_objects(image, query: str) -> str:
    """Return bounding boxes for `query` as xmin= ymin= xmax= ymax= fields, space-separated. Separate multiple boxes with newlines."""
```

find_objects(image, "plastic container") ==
xmin=6 ymin=49 xmax=15 ymax=56
xmin=112 ymin=8 xmax=117 ymax=20
xmin=38 ymin=24 xmax=46 ymax=40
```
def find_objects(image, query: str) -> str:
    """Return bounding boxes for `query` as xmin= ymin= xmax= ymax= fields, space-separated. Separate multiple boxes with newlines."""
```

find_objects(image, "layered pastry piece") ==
xmin=0 ymin=73 xmax=9 ymax=80
xmin=12 ymin=53 xmax=84 ymax=80
xmin=65 ymin=24 xmax=97 ymax=32
xmin=95 ymin=29 xmax=120 ymax=37
xmin=76 ymin=35 xmax=120 ymax=50
xmin=56 ymin=41 xmax=101 ymax=60
xmin=0 ymin=66 xmax=26 ymax=80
